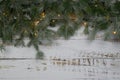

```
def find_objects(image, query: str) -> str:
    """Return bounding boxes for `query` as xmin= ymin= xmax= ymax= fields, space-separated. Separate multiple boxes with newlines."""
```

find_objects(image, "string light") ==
xmin=42 ymin=15 xmax=45 ymax=18
xmin=34 ymin=31 xmax=38 ymax=37
xmin=34 ymin=21 xmax=39 ymax=26
xmin=3 ymin=12 xmax=7 ymax=16
xmin=58 ymin=14 xmax=60 ymax=17
xmin=112 ymin=31 xmax=117 ymax=35
xmin=83 ymin=21 xmax=87 ymax=26
xmin=41 ymin=12 xmax=45 ymax=16
xmin=34 ymin=33 xmax=37 ymax=37
xmin=41 ymin=12 xmax=45 ymax=18
xmin=52 ymin=19 xmax=55 ymax=22
xmin=24 ymin=30 xmax=28 ymax=34
xmin=95 ymin=4 xmax=98 ymax=7
xmin=40 ymin=18 xmax=43 ymax=21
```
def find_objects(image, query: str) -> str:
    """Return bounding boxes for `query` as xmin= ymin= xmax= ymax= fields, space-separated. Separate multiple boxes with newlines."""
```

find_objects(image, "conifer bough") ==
xmin=0 ymin=0 xmax=120 ymax=52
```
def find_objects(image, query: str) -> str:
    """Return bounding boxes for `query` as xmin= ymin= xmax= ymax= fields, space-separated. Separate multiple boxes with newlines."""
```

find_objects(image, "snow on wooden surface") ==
xmin=0 ymin=28 xmax=120 ymax=80
xmin=0 ymin=59 xmax=120 ymax=80
xmin=0 ymin=39 xmax=120 ymax=80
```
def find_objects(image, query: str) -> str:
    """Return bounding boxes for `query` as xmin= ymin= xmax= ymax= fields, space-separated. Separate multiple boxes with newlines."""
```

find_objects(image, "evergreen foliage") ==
xmin=0 ymin=0 xmax=120 ymax=54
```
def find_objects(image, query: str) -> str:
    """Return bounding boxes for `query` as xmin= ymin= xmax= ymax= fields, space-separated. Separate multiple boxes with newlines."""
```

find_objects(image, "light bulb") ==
xmin=41 ymin=12 xmax=45 ymax=16
xmin=52 ymin=20 xmax=55 ymax=22
xmin=34 ymin=33 xmax=37 ymax=37
xmin=95 ymin=5 xmax=98 ymax=7
xmin=3 ymin=13 xmax=7 ymax=16
xmin=113 ymin=31 xmax=117 ymax=35
xmin=42 ymin=15 xmax=45 ymax=18
xmin=34 ymin=31 xmax=38 ymax=37
xmin=34 ymin=21 xmax=39 ymax=26
xmin=41 ymin=12 xmax=45 ymax=18
xmin=83 ymin=22 xmax=87 ymax=26
xmin=58 ymin=14 xmax=60 ymax=17
xmin=40 ymin=18 xmax=43 ymax=21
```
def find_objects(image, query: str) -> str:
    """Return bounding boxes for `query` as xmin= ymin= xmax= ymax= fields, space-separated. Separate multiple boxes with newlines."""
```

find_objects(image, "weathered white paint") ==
xmin=0 ymin=27 xmax=120 ymax=80
xmin=0 ymin=59 xmax=120 ymax=80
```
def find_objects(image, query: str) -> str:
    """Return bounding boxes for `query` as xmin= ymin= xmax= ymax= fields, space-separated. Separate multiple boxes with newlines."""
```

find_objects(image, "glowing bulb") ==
xmin=113 ymin=31 xmax=117 ymax=35
xmin=34 ymin=33 xmax=37 ymax=37
xmin=58 ymin=14 xmax=60 ymax=17
xmin=52 ymin=20 xmax=55 ymax=22
xmin=40 ymin=18 xmax=43 ymax=21
xmin=42 ymin=15 xmax=45 ymax=18
xmin=34 ymin=21 xmax=39 ymax=26
xmin=41 ymin=12 xmax=45 ymax=16
xmin=41 ymin=12 xmax=45 ymax=18
xmin=34 ymin=31 xmax=38 ymax=37
xmin=24 ymin=30 xmax=28 ymax=33
xmin=95 ymin=5 xmax=98 ymax=7
xmin=3 ymin=13 xmax=7 ymax=16
xmin=83 ymin=22 xmax=87 ymax=26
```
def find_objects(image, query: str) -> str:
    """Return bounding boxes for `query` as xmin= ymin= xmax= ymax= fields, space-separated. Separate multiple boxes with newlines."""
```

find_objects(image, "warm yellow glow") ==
xmin=3 ymin=13 xmax=7 ymax=16
xmin=52 ymin=19 xmax=55 ymax=22
xmin=58 ymin=14 xmax=60 ymax=17
xmin=24 ymin=30 xmax=28 ymax=33
xmin=113 ymin=31 xmax=117 ymax=35
xmin=34 ymin=31 xmax=38 ymax=37
xmin=34 ymin=21 xmax=39 ymax=26
xmin=83 ymin=22 xmax=87 ymax=26
xmin=41 ymin=12 xmax=45 ymax=16
xmin=34 ymin=33 xmax=37 ymax=37
xmin=42 ymin=15 xmax=45 ymax=18
xmin=95 ymin=5 xmax=98 ymax=7
xmin=41 ymin=12 xmax=45 ymax=18
xmin=40 ymin=18 xmax=43 ymax=21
